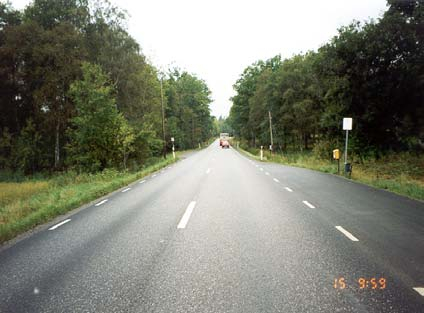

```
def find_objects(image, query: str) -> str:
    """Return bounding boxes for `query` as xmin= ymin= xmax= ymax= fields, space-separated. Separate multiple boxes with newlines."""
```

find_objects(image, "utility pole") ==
xmin=160 ymin=76 xmax=166 ymax=159
xmin=268 ymin=111 xmax=273 ymax=154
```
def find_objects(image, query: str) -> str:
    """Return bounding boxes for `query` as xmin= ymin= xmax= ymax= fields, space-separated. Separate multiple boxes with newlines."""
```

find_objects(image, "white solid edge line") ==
xmin=265 ymin=172 xmax=270 ymax=175
xmin=139 ymin=180 xmax=146 ymax=184
xmin=206 ymin=168 xmax=211 ymax=174
xmin=122 ymin=187 xmax=131 ymax=193
xmin=302 ymin=200 xmax=315 ymax=208
xmin=95 ymin=199 xmax=108 ymax=206
xmin=413 ymin=287 xmax=424 ymax=296
xmin=49 ymin=219 xmax=71 ymax=230
xmin=335 ymin=226 xmax=359 ymax=242
xmin=177 ymin=201 xmax=196 ymax=229
xmin=273 ymin=178 xmax=279 ymax=183
xmin=285 ymin=187 xmax=293 ymax=192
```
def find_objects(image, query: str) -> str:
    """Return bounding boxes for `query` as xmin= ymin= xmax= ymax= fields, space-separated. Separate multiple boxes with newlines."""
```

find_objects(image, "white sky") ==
xmin=11 ymin=0 xmax=388 ymax=117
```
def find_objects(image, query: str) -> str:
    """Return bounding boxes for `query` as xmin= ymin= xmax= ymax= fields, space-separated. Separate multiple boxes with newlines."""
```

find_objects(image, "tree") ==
xmin=0 ymin=0 xmax=214 ymax=174
xmin=12 ymin=119 xmax=42 ymax=174
xmin=164 ymin=70 xmax=214 ymax=149
xmin=229 ymin=0 xmax=424 ymax=156
xmin=67 ymin=62 xmax=134 ymax=171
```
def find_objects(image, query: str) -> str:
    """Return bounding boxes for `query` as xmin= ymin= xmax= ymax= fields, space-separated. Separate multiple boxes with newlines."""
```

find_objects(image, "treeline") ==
xmin=0 ymin=0 xmax=215 ymax=174
xmin=214 ymin=116 xmax=233 ymax=135
xmin=229 ymin=0 xmax=423 ymax=158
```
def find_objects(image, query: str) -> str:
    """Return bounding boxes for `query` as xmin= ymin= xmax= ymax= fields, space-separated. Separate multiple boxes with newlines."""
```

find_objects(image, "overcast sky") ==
xmin=11 ymin=0 xmax=388 ymax=118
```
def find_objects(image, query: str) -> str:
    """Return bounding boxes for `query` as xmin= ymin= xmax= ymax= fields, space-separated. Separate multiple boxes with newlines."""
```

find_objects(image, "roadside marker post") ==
xmin=171 ymin=137 xmax=175 ymax=159
xmin=343 ymin=118 xmax=352 ymax=177
xmin=260 ymin=146 xmax=263 ymax=161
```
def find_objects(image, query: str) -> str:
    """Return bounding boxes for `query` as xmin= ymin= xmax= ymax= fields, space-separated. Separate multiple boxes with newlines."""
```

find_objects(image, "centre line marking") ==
xmin=122 ymin=187 xmax=131 ymax=193
xmin=413 ymin=287 xmax=424 ymax=296
xmin=302 ymin=200 xmax=315 ymax=208
xmin=177 ymin=201 xmax=196 ymax=229
xmin=206 ymin=168 xmax=211 ymax=174
xmin=285 ymin=187 xmax=293 ymax=192
xmin=255 ymin=164 xmax=259 ymax=167
xmin=335 ymin=226 xmax=359 ymax=242
xmin=95 ymin=199 xmax=108 ymax=206
xmin=273 ymin=178 xmax=279 ymax=183
xmin=265 ymin=172 xmax=270 ymax=175
xmin=139 ymin=180 xmax=146 ymax=184
xmin=259 ymin=168 xmax=264 ymax=171
xmin=49 ymin=219 xmax=71 ymax=230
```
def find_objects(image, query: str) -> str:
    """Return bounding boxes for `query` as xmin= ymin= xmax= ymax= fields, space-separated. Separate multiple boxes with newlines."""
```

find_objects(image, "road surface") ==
xmin=1 ymin=141 xmax=423 ymax=312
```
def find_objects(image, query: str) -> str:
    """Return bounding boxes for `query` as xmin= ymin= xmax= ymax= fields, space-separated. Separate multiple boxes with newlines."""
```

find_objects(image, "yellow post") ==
xmin=333 ymin=149 xmax=340 ymax=174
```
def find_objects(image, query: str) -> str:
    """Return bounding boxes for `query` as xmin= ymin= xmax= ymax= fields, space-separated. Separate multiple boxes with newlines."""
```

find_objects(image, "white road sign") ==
xmin=343 ymin=118 xmax=352 ymax=130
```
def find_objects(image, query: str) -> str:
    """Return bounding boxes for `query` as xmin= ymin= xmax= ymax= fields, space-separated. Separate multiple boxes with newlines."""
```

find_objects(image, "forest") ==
xmin=0 ymin=0 xmax=216 ymax=175
xmin=228 ymin=0 xmax=423 ymax=160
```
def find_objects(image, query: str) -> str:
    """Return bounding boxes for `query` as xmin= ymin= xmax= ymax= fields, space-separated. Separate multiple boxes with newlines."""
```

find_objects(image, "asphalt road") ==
xmin=0 ymin=140 xmax=423 ymax=313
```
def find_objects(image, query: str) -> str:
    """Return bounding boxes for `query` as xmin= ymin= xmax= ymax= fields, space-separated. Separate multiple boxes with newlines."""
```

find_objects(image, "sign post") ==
xmin=268 ymin=111 xmax=273 ymax=156
xmin=171 ymin=137 xmax=175 ymax=159
xmin=342 ymin=118 xmax=352 ymax=175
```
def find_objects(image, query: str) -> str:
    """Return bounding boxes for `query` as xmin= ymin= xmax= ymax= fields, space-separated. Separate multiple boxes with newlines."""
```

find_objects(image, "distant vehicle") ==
xmin=219 ymin=133 xmax=229 ymax=146
xmin=221 ymin=140 xmax=230 ymax=148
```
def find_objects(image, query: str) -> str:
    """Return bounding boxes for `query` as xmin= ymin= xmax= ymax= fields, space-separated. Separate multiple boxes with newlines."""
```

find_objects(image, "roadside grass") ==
xmin=0 ymin=181 xmax=50 ymax=208
xmin=233 ymin=144 xmax=424 ymax=201
xmin=0 ymin=154 xmax=179 ymax=244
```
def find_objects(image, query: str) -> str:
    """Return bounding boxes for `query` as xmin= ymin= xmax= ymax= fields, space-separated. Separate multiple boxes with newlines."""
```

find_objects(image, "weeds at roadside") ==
xmin=0 ymin=155 xmax=178 ymax=244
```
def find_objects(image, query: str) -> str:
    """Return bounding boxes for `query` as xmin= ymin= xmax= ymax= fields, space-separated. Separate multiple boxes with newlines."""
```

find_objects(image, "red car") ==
xmin=221 ymin=140 xmax=230 ymax=148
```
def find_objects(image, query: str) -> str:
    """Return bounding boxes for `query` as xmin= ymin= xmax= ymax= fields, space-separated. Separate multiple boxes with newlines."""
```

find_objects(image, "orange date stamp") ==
xmin=334 ymin=277 xmax=387 ymax=290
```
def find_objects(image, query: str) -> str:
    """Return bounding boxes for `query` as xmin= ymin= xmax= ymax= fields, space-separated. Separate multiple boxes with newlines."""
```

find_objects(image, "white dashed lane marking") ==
xmin=122 ymin=188 xmax=131 ymax=193
xmin=49 ymin=219 xmax=71 ymax=231
xmin=177 ymin=201 xmax=196 ymax=229
xmin=265 ymin=172 xmax=270 ymax=176
xmin=95 ymin=199 xmax=108 ymax=206
xmin=273 ymin=178 xmax=279 ymax=183
xmin=335 ymin=226 xmax=359 ymax=242
xmin=206 ymin=168 xmax=211 ymax=174
xmin=302 ymin=200 xmax=315 ymax=208
xmin=284 ymin=187 xmax=293 ymax=192
xmin=413 ymin=287 xmax=424 ymax=296
xmin=139 ymin=180 xmax=146 ymax=184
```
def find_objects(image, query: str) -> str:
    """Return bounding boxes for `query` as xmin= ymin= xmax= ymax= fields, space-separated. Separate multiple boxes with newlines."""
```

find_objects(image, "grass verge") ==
xmin=233 ymin=144 xmax=424 ymax=201
xmin=0 ymin=154 xmax=180 ymax=244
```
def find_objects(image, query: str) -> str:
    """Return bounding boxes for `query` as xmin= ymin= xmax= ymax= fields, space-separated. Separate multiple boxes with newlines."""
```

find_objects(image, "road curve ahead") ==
xmin=1 ymin=140 xmax=423 ymax=313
